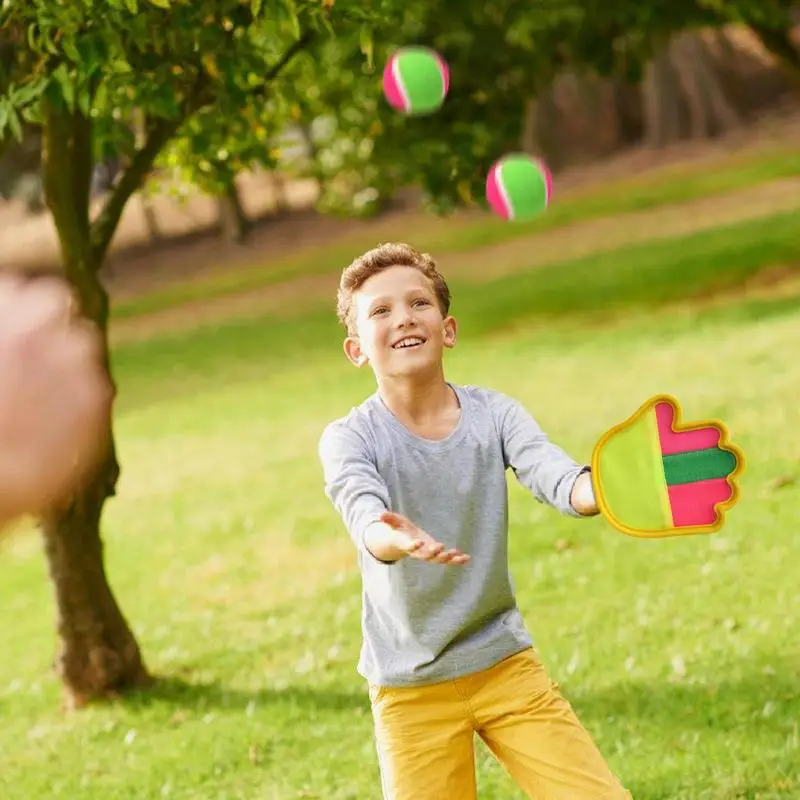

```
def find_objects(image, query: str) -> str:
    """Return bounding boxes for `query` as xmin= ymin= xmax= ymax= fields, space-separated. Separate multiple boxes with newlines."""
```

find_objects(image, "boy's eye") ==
xmin=413 ymin=299 xmax=430 ymax=307
xmin=370 ymin=307 xmax=389 ymax=316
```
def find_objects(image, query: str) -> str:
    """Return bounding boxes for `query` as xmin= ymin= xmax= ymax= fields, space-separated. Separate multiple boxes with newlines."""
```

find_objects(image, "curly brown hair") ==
xmin=336 ymin=242 xmax=451 ymax=335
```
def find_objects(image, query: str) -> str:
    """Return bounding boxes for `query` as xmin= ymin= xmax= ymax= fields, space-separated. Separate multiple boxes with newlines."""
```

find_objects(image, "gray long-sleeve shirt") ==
xmin=318 ymin=382 xmax=587 ymax=687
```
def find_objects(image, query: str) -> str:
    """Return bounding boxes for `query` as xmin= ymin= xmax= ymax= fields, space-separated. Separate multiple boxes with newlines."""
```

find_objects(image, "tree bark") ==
xmin=267 ymin=171 xmax=288 ymax=214
xmin=520 ymin=96 xmax=539 ymax=155
xmin=215 ymin=178 xmax=250 ymax=243
xmin=40 ymin=90 xmax=152 ymax=708
xmin=611 ymin=77 xmax=644 ymax=145
xmin=40 ymin=442 xmax=150 ymax=708
xmin=749 ymin=21 xmax=800 ymax=84
xmin=522 ymin=83 xmax=566 ymax=169
xmin=643 ymin=42 xmax=688 ymax=147
xmin=671 ymin=32 xmax=742 ymax=139
xmin=141 ymin=194 xmax=163 ymax=243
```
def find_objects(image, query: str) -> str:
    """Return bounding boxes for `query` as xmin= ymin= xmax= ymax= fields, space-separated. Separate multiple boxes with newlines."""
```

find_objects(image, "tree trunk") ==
xmin=521 ymin=83 xmax=566 ymax=169
xmin=267 ymin=170 xmax=288 ymax=214
xmin=38 ymin=266 xmax=151 ymax=708
xmin=671 ymin=32 xmax=742 ymax=139
xmin=216 ymin=178 xmax=250 ymax=243
xmin=40 ymin=438 xmax=150 ymax=708
xmin=749 ymin=21 xmax=800 ymax=84
xmin=141 ymin=193 xmax=162 ymax=243
xmin=520 ymin=96 xmax=538 ymax=155
xmin=41 ymin=90 xmax=153 ymax=709
xmin=33 ymin=35 xmax=313 ymax=708
xmin=709 ymin=28 xmax=757 ymax=115
xmin=611 ymin=77 xmax=644 ymax=145
xmin=643 ymin=44 xmax=685 ymax=148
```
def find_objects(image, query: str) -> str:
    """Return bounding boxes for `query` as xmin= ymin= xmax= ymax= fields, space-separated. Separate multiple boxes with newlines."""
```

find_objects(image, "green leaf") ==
xmin=26 ymin=23 xmax=39 ymax=52
xmin=123 ymin=0 xmax=138 ymax=12
xmin=10 ymin=75 xmax=49 ymax=106
xmin=359 ymin=25 xmax=374 ymax=70
xmin=21 ymin=104 xmax=44 ymax=125
xmin=62 ymin=37 xmax=81 ymax=63
xmin=7 ymin=105 xmax=23 ymax=142
xmin=41 ymin=26 xmax=60 ymax=56
xmin=146 ymin=0 xmax=171 ymax=8
xmin=77 ymin=82 xmax=93 ymax=116
xmin=251 ymin=0 xmax=263 ymax=17
xmin=286 ymin=0 xmax=300 ymax=37
xmin=52 ymin=63 xmax=76 ymax=112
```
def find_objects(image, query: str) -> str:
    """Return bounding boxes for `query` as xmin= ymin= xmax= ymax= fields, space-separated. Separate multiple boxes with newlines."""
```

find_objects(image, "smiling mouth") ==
xmin=392 ymin=337 xmax=426 ymax=350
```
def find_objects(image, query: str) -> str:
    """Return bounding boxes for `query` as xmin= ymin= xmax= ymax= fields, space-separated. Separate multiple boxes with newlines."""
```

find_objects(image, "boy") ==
xmin=318 ymin=243 xmax=631 ymax=799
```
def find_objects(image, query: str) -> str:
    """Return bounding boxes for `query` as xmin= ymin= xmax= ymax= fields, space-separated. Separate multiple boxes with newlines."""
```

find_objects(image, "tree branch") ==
xmin=89 ymin=75 xmax=211 ymax=265
xmin=269 ymin=28 xmax=317 ymax=81
xmin=247 ymin=28 xmax=317 ymax=101
xmin=88 ymin=27 xmax=315 ymax=266
xmin=89 ymin=116 xmax=181 ymax=265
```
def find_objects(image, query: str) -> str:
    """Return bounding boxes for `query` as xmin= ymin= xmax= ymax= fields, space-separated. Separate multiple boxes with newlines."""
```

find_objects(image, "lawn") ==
xmin=1 ymin=194 xmax=799 ymax=799
xmin=111 ymin=145 xmax=800 ymax=321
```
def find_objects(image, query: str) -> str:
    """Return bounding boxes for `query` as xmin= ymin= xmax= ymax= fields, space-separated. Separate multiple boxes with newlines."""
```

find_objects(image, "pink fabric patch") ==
xmin=382 ymin=57 xmax=407 ymax=112
xmin=668 ymin=478 xmax=733 ymax=527
xmin=486 ymin=163 xmax=509 ymax=219
xmin=540 ymin=159 xmax=553 ymax=204
xmin=435 ymin=52 xmax=450 ymax=96
xmin=656 ymin=401 xmax=720 ymax=455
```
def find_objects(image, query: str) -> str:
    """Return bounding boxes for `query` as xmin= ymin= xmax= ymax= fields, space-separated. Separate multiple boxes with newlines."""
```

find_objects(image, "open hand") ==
xmin=0 ymin=273 xmax=112 ymax=527
xmin=380 ymin=511 xmax=471 ymax=565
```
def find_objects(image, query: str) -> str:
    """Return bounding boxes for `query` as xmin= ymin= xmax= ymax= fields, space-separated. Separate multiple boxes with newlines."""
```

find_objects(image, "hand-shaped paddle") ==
xmin=591 ymin=395 xmax=744 ymax=538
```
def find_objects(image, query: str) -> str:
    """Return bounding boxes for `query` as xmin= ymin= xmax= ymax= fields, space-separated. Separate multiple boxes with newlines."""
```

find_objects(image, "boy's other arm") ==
xmin=318 ymin=423 xmax=471 ymax=564
xmin=496 ymin=394 xmax=599 ymax=517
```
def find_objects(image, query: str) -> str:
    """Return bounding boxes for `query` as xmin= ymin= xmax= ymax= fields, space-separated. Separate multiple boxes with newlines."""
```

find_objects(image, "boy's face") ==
xmin=344 ymin=265 xmax=457 ymax=379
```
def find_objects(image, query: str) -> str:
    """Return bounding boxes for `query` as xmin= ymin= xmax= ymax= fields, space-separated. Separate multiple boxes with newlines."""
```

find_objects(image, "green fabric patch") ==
xmin=662 ymin=447 xmax=737 ymax=486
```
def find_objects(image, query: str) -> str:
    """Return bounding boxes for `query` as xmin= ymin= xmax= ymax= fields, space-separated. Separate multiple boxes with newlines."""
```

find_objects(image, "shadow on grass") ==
xmin=569 ymin=670 xmax=800 ymax=735
xmin=567 ymin=666 xmax=800 ymax=797
xmin=122 ymin=653 xmax=800 ymax=729
xmin=123 ymin=672 xmax=368 ymax=715
xmin=106 ymin=658 xmax=800 ymax=797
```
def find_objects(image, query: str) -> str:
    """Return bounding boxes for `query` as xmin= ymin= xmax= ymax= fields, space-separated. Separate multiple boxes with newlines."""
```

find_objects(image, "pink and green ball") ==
xmin=382 ymin=46 xmax=450 ymax=116
xmin=486 ymin=154 xmax=553 ymax=221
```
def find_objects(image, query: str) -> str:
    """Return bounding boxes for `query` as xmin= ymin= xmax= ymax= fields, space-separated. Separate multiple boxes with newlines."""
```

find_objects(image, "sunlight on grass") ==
xmin=1 ymin=194 xmax=800 ymax=799
xmin=111 ymin=147 xmax=800 ymax=321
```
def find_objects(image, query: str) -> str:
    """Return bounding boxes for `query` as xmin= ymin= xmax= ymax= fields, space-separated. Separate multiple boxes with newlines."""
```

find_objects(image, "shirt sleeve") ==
xmin=318 ymin=420 xmax=392 ymax=560
xmin=494 ymin=392 xmax=588 ymax=517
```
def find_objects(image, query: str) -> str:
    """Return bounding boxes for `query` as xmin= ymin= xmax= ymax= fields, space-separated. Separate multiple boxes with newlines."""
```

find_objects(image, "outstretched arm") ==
xmin=318 ymin=424 xmax=470 ymax=564
xmin=496 ymin=392 xmax=598 ymax=517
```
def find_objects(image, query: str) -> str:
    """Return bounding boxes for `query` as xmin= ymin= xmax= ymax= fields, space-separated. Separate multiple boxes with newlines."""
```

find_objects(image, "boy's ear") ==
xmin=343 ymin=336 xmax=368 ymax=367
xmin=443 ymin=316 xmax=458 ymax=349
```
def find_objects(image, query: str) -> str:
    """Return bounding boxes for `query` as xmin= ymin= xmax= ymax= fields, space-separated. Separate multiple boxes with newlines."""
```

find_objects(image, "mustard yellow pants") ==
xmin=368 ymin=647 xmax=631 ymax=799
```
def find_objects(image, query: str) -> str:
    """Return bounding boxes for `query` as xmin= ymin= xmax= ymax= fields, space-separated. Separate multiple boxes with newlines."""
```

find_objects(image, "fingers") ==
xmin=408 ymin=539 xmax=470 ymax=566
xmin=382 ymin=511 xmax=471 ymax=566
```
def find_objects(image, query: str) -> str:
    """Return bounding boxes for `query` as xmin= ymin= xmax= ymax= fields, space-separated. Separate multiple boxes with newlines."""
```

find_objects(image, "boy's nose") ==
xmin=394 ymin=307 xmax=415 ymax=327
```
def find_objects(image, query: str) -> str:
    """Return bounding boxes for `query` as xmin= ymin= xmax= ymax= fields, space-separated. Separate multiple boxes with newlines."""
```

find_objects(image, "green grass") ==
xmin=107 ymin=207 xmax=799 ymax=408
xmin=1 ymin=202 xmax=800 ymax=799
xmin=111 ymin=146 xmax=800 ymax=321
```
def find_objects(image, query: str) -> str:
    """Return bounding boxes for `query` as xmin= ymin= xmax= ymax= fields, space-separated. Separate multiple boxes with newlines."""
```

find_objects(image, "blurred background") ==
xmin=0 ymin=3 xmax=798 ymax=799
